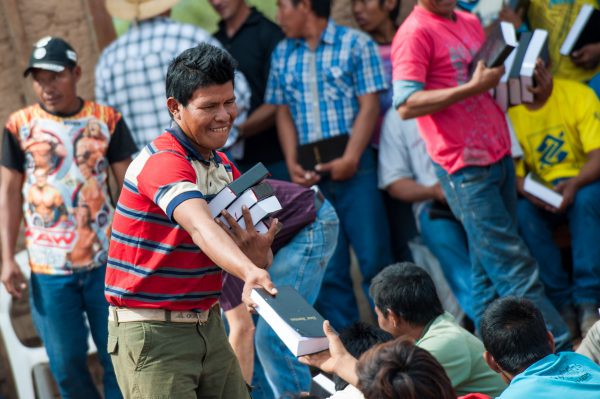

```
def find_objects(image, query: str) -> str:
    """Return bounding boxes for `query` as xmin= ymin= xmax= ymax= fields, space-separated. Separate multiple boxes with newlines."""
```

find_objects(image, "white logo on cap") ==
xmin=35 ymin=36 xmax=52 ymax=48
xmin=66 ymin=50 xmax=77 ymax=62
xmin=33 ymin=48 xmax=47 ymax=60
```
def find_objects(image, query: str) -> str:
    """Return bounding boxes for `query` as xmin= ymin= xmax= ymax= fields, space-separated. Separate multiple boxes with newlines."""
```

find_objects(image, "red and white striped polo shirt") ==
xmin=105 ymin=127 xmax=240 ymax=311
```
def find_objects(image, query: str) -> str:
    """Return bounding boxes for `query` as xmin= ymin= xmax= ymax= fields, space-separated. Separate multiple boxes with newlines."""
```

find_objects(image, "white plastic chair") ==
xmin=0 ymin=251 xmax=97 ymax=399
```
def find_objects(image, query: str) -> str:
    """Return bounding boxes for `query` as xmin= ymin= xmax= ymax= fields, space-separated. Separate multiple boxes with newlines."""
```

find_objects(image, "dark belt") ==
xmin=314 ymin=187 xmax=325 ymax=212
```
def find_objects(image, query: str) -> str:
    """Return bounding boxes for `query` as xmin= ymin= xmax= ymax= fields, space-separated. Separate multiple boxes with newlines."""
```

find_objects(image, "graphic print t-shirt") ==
xmin=1 ymin=101 xmax=136 ymax=275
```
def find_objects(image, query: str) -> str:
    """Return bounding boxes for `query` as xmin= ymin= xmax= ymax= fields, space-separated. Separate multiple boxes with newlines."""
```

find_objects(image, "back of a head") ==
xmin=356 ymin=339 xmax=456 ymax=399
xmin=292 ymin=0 xmax=331 ymax=19
xmin=369 ymin=263 xmax=444 ymax=326
xmin=480 ymin=297 xmax=553 ymax=375
xmin=166 ymin=43 xmax=237 ymax=107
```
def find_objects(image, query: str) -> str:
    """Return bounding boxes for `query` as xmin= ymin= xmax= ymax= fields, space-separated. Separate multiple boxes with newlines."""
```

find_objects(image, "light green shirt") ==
xmin=416 ymin=312 xmax=507 ymax=397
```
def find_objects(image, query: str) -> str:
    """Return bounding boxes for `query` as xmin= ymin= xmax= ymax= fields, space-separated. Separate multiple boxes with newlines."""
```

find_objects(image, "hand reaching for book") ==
xmin=571 ymin=43 xmax=600 ymax=70
xmin=242 ymin=268 xmax=277 ymax=313
xmin=217 ymin=207 xmax=279 ymax=268
xmin=469 ymin=61 xmax=505 ymax=95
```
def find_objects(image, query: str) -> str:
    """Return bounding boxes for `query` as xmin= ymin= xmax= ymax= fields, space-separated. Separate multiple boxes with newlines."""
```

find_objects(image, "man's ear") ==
xmin=483 ymin=351 xmax=502 ymax=374
xmin=167 ymin=97 xmax=181 ymax=121
xmin=73 ymin=65 xmax=82 ymax=82
xmin=387 ymin=308 xmax=402 ymax=328
xmin=547 ymin=331 xmax=555 ymax=353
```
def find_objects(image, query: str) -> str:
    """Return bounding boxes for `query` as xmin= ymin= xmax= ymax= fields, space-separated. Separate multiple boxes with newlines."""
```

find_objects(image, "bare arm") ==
xmin=172 ymin=198 xmax=276 ymax=307
xmin=398 ymin=61 xmax=504 ymax=120
xmin=224 ymin=304 xmax=256 ymax=384
xmin=387 ymin=178 xmax=445 ymax=203
xmin=110 ymin=157 xmax=132 ymax=197
xmin=555 ymin=149 xmax=600 ymax=212
xmin=0 ymin=166 xmax=27 ymax=298
xmin=316 ymin=92 xmax=379 ymax=180
xmin=238 ymin=104 xmax=277 ymax=139
xmin=276 ymin=105 xmax=319 ymax=186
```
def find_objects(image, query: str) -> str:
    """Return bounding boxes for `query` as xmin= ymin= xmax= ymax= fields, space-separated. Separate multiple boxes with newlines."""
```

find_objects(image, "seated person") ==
xmin=481 ymin=297 xmax=600 ymax=399
xmin=578 ymin=320 xmax=600 ymax=365
xmin=301 ymin=263 xmax=507 ymax=397
xmin=508 ymin=60 xmax=600 ymax=337
xmin=357 ymin=338 xmax=492 ymax=399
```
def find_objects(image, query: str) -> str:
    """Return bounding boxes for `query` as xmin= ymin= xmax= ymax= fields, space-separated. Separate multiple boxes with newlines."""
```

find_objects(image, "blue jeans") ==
xmin=30 ymin=265 xmax=121 ymax=399
xmin=252 ymin=200 xmax=339 ymax=399
xmin=418 ymin=203 xmax=475 ymax=321
xmin=517 ymin=179 xmax=600 ymax=309
xmin=434 ymin=156 xmax=571 ymax=351
xmin=314 ymin=150 xmax=394 ymax=330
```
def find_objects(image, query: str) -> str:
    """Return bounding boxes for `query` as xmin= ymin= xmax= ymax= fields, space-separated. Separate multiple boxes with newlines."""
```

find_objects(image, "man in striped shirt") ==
xmin=105 ymin=43 xmax=277 ymax=399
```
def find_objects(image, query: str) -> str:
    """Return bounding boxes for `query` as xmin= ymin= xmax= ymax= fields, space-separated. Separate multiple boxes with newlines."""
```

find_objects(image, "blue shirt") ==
xmin=499 ymin=352 xmax=600 ymax=399
xmin=265 ymin=20 xmax=387 ymax=145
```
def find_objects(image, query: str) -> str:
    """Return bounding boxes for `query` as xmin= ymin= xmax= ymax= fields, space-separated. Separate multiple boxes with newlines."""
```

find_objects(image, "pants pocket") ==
xmin=107 ymin=334 xmax=118 ymax=355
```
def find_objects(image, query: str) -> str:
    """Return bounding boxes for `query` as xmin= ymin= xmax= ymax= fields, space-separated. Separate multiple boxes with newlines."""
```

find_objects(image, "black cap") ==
xmin=24 ymin=36 xmax=78 ymax=77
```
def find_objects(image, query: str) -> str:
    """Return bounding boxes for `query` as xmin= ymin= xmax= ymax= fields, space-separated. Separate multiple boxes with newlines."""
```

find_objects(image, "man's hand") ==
xmin=517 ymin=176 xmax=558 ymax=212
xmin=430 ymin=183 xmax=446 ymax=203
xmin=1 ymin=259 xmax=26 ymax=299
xmin=299 ymin=320 xmax=356 ymax=375
xmin=241 ymin=267 xmax=277 ymax=313
xmin=571 ymin=43 xmax=600 ymax=70
xmin=528 ymin=59 xmax=553 ymax=107
xmin=468 ymin=61 xmax=505 ymax=95
xmin=555 ymin=178 xmax=579 ymax=213
xmin=288 ymin=162 xmax=320 ymax=187
xmin=217 ymin=207 xmax=279 ymax=268
xmin=315 ymin=156 xmax=359 ymax=181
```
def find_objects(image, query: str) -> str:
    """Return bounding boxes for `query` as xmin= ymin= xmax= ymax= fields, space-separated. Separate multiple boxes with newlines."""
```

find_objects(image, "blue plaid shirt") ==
xmin=95 ymin=17 xmax=250 ymax=151
xmin=265 ymin=20 xmax=387 ymax=145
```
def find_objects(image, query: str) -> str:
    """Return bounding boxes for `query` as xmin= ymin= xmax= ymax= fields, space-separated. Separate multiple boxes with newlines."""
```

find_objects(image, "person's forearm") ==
xmin=573 ymin=150 xmax=600 ymax=189
xmin=110 ymin=158 xmax=132 ymax=199
xmin=344 ymin=95 xmax=379 ymax=161
xmin=335 ymin=355 xmax=360 ymax=387
xmin=276 ymin=105 xmax=299 ymax=166
xmin=0 ymin=168 xmax=24 ymax=262
xmin=239 ymin=104 xmax=276 ymax=139
xmin=388 ymin=179 xmax=436 ymax=203
xmin=398 ymin=83 xmax=478 ymax=119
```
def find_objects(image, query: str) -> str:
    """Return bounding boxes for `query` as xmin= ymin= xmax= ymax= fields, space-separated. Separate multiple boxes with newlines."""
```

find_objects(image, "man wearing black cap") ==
xmin=0 ymin=36 xmax=137 ymax=399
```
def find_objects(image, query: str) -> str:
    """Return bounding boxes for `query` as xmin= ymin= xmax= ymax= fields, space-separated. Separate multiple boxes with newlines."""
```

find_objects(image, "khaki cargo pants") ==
xmin=107 ymin=308 xmax=250 ymax=399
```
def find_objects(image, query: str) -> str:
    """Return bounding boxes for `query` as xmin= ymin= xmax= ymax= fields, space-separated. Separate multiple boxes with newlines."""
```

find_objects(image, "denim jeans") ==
xmin=30 ymin=265 xmax=121 ymax=399
xmin=517 ymin=179 xmax=600 ymax=309
xmin=314 ymin=150 xmax=394 ymax=330
xmin=434 ymin=156 xmax=571 ymax=351
xmin=418 ymin=203 xmax=475 ymax=321
xmin=252 ymin=200 xmax=339 ymax=399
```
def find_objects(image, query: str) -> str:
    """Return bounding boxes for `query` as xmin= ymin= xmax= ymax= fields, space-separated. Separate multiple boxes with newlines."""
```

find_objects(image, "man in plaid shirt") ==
xmin=265 ymin=0 xmax=393 ymax=330
xmin=95 ymin=0 xmax=250 ymax=151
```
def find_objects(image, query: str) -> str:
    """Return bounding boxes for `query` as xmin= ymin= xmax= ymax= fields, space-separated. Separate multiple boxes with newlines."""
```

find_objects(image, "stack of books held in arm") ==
xmin=208 ymin=163 xmax=281 ymax=233
xmin=251 ymin=285 xmax=329 ymax=356
xmin=560 ymin=4 xmax=600 ymax=57
xmin=494 ymin=29 xmax=549 ymax=111
xmin=523 ymin=172 xmax=564 ymax=208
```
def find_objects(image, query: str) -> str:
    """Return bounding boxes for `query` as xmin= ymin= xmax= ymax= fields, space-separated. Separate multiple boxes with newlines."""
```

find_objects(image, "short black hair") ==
xmin=480 ymin=297 xmax=553 ymax=375
xmin=291 ymin=0 xmax=331 ymax=19
xmin=336 ymin=322 xmax=393 ymax=390
xmin=369 ymin=263 xmax=444 ymax=326
xmin=166 ymin=42 xmax=237 ymax=107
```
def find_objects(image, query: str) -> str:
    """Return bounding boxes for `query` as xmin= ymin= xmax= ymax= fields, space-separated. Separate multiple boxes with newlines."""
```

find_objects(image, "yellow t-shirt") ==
xmin=509 ymin=79 xmax=600 ymax=182
xmin=528 ymin=0 xmax=600 ymax=82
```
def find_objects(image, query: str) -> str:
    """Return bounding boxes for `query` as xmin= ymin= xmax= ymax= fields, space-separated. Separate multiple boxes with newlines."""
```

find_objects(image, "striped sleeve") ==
xmin=354 ymin=35 xmax=388 ymax=96
xmin=137 ymin=151 xmax=204 ymax=221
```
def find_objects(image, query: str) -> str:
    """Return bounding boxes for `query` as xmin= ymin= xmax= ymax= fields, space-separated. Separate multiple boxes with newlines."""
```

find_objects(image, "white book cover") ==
xmin=313 ymin=374 xmax=336 ymax=395
xmin=238 ymin=196 xmax=282 ymax=230
xmin=520 ymin=29 xmax=548 ymax=103
xmin=560 ymin=4 xmax=594 ymax=55
xmin=524 ymin=173 xmax=563 ymax=208
xmin=208 ymin=187 xmax=237 ymax=218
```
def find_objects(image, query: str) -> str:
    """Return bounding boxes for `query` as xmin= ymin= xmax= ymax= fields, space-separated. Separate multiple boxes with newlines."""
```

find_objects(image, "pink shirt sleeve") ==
xmin=391 ymin=27 xmax=432 ymax=84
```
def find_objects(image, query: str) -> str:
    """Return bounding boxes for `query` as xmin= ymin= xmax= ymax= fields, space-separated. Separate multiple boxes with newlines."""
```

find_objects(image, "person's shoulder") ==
xmin=333 ymin=22 xmax=373 ymax=46
xmin=456 ymin=8 xmax=480 ymax=24
xmin=554 ymin=78 xmax=596 ymax=100
xmin=5 ymin=104 xmax=39 ymax=131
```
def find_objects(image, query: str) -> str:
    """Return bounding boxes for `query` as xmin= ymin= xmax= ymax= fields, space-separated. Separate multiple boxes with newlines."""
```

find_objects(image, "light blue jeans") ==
xmin=314 ymin=150 xmax=394 ymax=330
xmin=434 ymin=156 xmax=571 ymax=351
xmin=30 ymin=265 xmax=121 ymax=399
xmin=418 ymin=203 xmax=475 ymax=321
xmin=252 ymin=200 xmax=339 ymax=399
xmin=517 ymin=179 xmax=600 ymax=309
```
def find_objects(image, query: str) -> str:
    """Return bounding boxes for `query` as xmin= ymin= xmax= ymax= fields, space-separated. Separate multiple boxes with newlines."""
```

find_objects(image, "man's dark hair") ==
xmin=480 ymin=297 xmax=553 ymax=375
xmin=369 ymin=263 xmax=444 ymax=326
xmin=357 ymin=339 xmax=456 ymax=399
xmin=166 ymin=43 xmax=237 ymax=107
xmin=381 ymin=0 xmax=400 ymax=24
xmin=335 ymin=322 xmax=393 ymax=390
xmin=291 ymin=0 xmax=331 ymax=19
